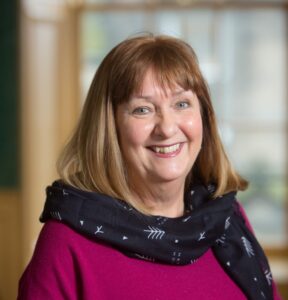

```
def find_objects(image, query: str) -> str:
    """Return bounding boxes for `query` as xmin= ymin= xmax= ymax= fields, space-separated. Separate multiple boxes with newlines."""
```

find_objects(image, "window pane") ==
xmin=80 ymin=11 xmax=149 ymax=96
xmin=215 ymin=9 xmax=287 ymax=246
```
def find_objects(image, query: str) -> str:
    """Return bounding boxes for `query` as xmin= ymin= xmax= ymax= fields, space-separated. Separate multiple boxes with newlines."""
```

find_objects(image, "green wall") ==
xmin=0 ymin=0 xmax=19 ymax=187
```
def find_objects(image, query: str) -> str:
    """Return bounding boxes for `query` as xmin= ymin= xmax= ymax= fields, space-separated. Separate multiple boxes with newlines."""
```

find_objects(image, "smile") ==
xmin=148 ymin=143 xmax=184 ymax=158
xmin=151 ymin=143 xmax=181 ymax=154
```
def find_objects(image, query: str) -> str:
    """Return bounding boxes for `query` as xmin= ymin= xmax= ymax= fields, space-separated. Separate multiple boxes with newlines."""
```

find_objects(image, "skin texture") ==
xmin=116 ymin=70 xmax=203 ymax=217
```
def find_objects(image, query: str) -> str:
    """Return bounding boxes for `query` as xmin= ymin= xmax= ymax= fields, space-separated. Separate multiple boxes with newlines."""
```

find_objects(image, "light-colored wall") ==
xmin=20 ymin=0 xmax=79 ymax=266
xmin=0 ymin=3 xmax=80 ymax=298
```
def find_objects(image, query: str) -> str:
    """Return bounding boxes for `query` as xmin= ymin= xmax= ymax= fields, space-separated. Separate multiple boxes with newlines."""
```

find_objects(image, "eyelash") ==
xmin=175 ymin=101 xmax=191 ymax=109
xmin=132 ymin=106 xmax=151 ymax=115
xmin=131 ymin=100 xmax=191 ymax=115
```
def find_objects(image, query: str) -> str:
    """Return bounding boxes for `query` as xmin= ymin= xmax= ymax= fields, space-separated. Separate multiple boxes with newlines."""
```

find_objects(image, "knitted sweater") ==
xmin=18 ymin=219 xmax=282 ymax=299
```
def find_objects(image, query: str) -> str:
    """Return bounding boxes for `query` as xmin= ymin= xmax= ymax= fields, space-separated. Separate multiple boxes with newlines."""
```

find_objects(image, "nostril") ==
xmin=153 ymin=117 xmax=178 ymax=138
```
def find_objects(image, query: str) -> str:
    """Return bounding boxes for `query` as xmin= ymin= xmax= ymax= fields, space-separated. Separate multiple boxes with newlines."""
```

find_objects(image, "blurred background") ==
xmin=0 ymin=0 xmax=287 ymax=299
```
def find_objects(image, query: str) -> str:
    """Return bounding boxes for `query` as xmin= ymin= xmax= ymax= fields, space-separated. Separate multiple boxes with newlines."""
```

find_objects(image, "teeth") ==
xmin=153 ymin=144 xmax=180 ymax=154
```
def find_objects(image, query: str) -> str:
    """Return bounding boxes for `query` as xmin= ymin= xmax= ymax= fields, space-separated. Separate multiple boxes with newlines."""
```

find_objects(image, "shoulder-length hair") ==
xmin=57 ymin=33 xmax=248 ymax=213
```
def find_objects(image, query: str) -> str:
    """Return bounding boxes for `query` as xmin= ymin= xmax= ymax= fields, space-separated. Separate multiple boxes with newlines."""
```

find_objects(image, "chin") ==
xmin=150 ymin=170 xmax=189 ymax=183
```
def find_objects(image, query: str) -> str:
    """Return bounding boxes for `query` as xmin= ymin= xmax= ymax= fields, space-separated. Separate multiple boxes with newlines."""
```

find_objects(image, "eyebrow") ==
xmin=132 ymin=89 xmax=190 ymax=100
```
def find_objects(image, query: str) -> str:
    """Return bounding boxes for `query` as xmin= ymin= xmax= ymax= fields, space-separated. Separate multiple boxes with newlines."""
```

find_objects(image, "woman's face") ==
xmin=116 ymin=69 xmax=203 ymax=187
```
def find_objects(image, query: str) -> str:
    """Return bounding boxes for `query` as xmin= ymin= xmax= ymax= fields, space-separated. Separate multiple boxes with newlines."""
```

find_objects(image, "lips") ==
xmin=148 ymin=143 xmax=183 ymax=157
xmin=150 ymin=143 xmax=181 ymax=154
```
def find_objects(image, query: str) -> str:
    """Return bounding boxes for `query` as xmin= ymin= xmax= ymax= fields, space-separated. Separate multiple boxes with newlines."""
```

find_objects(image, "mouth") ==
xmin=148 ymin=143 xmax=183 ymax=157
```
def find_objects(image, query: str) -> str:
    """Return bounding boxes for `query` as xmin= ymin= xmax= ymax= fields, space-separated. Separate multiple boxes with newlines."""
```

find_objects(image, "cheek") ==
xmin=118 ymin=120 xmax=154 ymax=147
xmin=183 ymin=114 xmax=203 ymax=141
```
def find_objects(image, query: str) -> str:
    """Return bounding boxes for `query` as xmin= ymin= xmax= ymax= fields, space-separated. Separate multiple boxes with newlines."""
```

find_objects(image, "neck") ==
xmin=130 ymin=179 xmax=186 ymax=218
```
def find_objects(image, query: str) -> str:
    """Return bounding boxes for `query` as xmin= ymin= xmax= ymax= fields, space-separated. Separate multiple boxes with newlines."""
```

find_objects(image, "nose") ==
xmin=153 ymin=110 xmax=178 ymax=139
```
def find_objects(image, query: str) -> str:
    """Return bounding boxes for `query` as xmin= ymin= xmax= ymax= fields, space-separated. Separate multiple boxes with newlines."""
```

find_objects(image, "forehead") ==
xmin=133 ymin=69 xmax=190 ymax=98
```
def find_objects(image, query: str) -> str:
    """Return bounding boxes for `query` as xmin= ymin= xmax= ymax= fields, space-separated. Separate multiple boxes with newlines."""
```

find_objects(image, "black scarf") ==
xmin=40 ymin=181 xmax=273 ymax=300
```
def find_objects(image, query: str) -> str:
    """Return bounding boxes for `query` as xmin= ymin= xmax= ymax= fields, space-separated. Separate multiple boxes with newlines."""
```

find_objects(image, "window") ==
xmin=79 ymin=1 xmax=287 ymax=247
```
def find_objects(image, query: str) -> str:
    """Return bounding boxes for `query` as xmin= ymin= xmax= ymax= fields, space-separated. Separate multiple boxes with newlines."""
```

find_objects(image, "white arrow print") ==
xmin=62 ymin=190 xmax=69 ymax=196
xmin=225 ymin=217 xmax=231 ymax=230
xmin=241 ymin=236 xmax=255 ymax=257
xmin=216 ymin=234 xmax=226 ymax=245
xmin=265 ymin=269 xmax=272 ymax=286
xmin=182 ymin=216 xmax=191 ymax=223
xmin=143 ymin=226 xmax=165 ymax=240
xmin=134 ymin=253 xmax=155 ymax=262
xmin=198 ymin=232 xmax=206 ymax=241
xmin=261 ymin=291 xmax=266 ymax=299
xmin=50 ymin=211 xmax=62 ymax=221
xmin=94 ymin=225 xmax=104 ymax=235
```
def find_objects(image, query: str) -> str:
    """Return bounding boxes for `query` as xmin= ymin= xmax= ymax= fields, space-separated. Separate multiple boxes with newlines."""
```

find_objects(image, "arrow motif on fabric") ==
xmin=62 ymin=189 xmax=69 ymax=196
xmin=50 ymin=211 xmax=62 ymax=221
xmin=156 ymin=217 xmax=168 ymax=226
xmin=264 ymin=269 xmax=272 ymax=286
xmin=122 ymin=204 xmax=133 ymax=211
xmin=182 ymin=216 xmax=191 ymax=223
xmin=216 ymin=233 xmax=226 ymax=245
xmin=198 ymin=231 xmax=206 ymax=241
xmin=143 ymin=226 xmax=165 ymax=240
xmin=225 ymin=217 xmax=231 ymax=230
xmin=261 ymin=291 xmax=266 ymax=298
xmin=94 ymin=225 xmax=104 ymax=235
xmin=241 ymin=236 xmax=255 ymax=257
xmin=134 ymin=253 xmax=155 ymax=262
xmin=172 ymin=251 xmax=182 ymax=264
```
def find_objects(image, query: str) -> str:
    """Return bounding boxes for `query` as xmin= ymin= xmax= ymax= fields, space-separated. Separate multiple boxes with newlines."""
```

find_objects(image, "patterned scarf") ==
xmin=40 ymin=181 xmax=273 ymax=300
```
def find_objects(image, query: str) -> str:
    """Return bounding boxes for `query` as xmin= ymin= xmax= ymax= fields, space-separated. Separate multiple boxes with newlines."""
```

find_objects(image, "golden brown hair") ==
xmin=57 ymin=33 xmax=248 ymax=212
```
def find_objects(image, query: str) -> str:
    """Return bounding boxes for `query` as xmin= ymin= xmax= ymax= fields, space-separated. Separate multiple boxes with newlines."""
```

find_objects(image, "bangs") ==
xmin=110 ymin=38 xmax=203 ymax=106
xmin=135 ymin=63 xmax=194 ymax=98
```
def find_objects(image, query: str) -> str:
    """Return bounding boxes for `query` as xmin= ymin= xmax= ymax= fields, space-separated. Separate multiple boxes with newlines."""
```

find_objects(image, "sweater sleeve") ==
xmin=237 ymin=202 xmax=283 ymax=300
xmin=17 ymin=221 xmax=78 ymax=300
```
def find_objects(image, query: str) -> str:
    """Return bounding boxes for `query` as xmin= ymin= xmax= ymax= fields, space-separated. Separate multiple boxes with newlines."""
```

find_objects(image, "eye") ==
xmin=175 ymin=101 xmax=190 ymax=109
xmin=132 ymin=106 xmax=151 ymax=115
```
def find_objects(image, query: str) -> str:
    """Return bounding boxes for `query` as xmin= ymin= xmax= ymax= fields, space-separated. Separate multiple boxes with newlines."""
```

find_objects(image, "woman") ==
xmin=18 ymin=34 xmax=282 ymax=299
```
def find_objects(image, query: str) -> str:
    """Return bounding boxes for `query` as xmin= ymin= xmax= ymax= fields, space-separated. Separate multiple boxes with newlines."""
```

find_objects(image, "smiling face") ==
xmin=116 ymin=69 xmax=203 ymax=189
